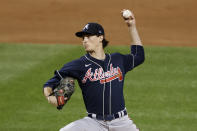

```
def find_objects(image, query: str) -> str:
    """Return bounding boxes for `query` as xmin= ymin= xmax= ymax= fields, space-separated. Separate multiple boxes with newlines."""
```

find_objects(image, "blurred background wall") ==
xmin=0 ymin=0 xmax=196 ymax=46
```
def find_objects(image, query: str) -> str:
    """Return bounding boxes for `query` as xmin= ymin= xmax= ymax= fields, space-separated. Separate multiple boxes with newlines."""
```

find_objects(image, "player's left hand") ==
xmin=121 ymin=9 xmax=136 ymax=27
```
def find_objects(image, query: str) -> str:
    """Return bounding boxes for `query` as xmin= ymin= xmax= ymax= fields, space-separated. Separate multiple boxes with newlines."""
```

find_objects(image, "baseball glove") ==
xmin=50 ymin=70 xmax=75 ymax=110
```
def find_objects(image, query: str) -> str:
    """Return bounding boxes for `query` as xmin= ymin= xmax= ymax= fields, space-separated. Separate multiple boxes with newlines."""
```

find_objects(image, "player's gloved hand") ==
xmin=55 ymin=89 xmax=69 ymax=110
xmin=47 ymin=95 xmax=68 ymax=107
xmin=51 ymin=75 xmax=75 ymax=110
xmin=121 ymin=9 xmax=136 ymax=27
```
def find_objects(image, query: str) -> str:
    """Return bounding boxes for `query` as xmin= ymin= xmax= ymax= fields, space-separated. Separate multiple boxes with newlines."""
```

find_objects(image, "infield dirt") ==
xmin=0 ymin=0 xmax=196 ymax=46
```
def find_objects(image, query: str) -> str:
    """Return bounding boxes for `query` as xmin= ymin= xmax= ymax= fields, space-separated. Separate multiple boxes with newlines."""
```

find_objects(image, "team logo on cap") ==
xmin=83 ymin=24 xmax=89 ymax=30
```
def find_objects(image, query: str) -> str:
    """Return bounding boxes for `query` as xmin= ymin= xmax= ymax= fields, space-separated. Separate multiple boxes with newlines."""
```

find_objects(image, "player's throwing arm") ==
xmin=122 ymin=9 xmax=142 ymax=46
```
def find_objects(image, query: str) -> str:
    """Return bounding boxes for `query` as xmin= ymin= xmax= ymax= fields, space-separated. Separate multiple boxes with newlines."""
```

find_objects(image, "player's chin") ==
xmin=85 ymin=48 xmax=93 ymax=53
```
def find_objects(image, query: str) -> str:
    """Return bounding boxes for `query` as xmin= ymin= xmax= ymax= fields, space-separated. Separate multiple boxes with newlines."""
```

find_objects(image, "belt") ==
xmin=88 ymin=109 xmax=127 ymax=121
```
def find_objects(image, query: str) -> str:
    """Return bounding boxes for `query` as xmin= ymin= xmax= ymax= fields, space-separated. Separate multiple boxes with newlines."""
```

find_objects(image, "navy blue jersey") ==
xmin=44 ymin=45 xmax=145 ymax=115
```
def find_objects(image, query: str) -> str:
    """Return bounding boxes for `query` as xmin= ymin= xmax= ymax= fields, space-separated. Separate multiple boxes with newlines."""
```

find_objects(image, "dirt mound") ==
xmin=0 ymin=0 xmax=196 ymax=46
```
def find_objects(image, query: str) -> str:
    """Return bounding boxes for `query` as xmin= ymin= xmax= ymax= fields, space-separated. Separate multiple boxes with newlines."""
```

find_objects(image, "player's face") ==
xmin=82 ymin=35 xmax=103 ymax=52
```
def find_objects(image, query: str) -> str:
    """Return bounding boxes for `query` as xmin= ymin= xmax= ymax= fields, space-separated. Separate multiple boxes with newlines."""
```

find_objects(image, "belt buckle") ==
xmin=104 ymin=115 xmax=115 ymax=121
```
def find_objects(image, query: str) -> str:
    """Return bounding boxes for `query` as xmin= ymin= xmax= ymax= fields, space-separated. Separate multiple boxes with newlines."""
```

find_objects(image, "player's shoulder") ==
xmin=110 ymin=52 xmax=132 ymax=61
xmin=110 ymin=52 xmax=124 ymax=58
xmin=63 ymin=57 xmax=84 ymax=68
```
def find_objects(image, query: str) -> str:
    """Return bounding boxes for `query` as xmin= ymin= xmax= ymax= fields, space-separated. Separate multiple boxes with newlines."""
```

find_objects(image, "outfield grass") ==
xmin=0 ymin=43 xmax=196 ymax=131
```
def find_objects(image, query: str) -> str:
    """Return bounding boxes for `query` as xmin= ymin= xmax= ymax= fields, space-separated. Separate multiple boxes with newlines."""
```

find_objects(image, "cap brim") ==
xmin=75 ymin=31 xmax=92 ymax=37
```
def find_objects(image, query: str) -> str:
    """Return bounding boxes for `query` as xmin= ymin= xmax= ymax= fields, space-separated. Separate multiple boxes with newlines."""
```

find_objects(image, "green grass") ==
xmin=0 ymin=43 xmax=196 ymax=131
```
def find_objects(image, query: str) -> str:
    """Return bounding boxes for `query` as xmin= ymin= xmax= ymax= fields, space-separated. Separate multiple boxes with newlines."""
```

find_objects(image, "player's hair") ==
xmin=102 ymin=38 xmax=109 ymax=48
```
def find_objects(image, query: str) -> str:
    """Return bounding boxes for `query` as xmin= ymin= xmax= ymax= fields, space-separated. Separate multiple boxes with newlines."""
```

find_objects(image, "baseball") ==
xmin=122 ymin=10 xmax=132 ymax=19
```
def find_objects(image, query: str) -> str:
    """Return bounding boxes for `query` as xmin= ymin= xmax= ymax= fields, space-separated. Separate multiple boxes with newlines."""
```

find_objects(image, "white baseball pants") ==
xmin=59 ymin=115 xmax=139 ymax=131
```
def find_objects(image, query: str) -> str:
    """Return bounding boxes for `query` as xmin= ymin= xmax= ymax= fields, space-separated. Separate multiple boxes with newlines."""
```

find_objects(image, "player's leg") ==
xmin=109 ymin=115 xmax=139 ymax=131
xmin=59 ymin=117 xmax=107 ymax=131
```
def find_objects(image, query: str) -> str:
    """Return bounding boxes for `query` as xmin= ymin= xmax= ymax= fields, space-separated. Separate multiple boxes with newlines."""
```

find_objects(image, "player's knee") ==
xmin=59 ymin=123 xmax=79 ymax=131
xmin=59 ymin=127 xmax=72 ymax=131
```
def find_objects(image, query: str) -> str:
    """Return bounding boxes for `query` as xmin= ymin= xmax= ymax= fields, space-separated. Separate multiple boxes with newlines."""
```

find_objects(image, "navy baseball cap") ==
xmin=75 ymin=23 xmax=105 ymax=37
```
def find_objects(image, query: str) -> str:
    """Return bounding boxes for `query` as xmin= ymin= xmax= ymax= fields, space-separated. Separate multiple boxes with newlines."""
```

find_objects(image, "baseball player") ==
xmin=43 ymin=9 xmax=145 ymax=131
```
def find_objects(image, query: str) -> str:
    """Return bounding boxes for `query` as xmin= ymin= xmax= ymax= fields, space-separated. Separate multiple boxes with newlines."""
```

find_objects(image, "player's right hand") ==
xmin=121 ymin=9 xmax=136 ymax=27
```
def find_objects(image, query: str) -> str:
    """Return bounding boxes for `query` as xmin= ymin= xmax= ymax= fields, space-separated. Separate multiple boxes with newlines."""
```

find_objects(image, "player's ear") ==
xmin=99 ymin=35 xmax=104 ymax=42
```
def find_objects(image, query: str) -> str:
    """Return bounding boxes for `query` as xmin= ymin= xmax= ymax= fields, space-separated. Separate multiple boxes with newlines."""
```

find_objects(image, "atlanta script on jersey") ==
xmin=82 ymin=63 xmax=123 ymax=84
xmin=44 ymin=45 xmax=145 ymax=115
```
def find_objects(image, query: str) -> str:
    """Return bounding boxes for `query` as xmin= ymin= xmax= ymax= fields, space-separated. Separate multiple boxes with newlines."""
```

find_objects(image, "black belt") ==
xmin=88 ymin=109 xmax=127 ymax=121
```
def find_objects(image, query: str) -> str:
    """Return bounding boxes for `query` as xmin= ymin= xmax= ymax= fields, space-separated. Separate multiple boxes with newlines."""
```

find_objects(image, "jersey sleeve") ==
xmin=122 ymin=45 xmax=145 ymax=73
xmin=43 ymin=59 xmax=82 ymax=89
